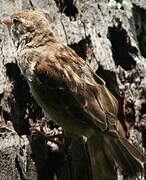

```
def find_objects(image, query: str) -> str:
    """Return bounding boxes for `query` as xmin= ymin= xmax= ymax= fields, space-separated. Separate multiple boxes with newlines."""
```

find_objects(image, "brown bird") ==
xmin=2 ymin=10 xmax=145 ymax=180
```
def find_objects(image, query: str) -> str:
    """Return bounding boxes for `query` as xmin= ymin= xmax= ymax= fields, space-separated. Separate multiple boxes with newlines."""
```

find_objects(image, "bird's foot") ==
xmin=29 ymin=127 xmax=63 ymax=147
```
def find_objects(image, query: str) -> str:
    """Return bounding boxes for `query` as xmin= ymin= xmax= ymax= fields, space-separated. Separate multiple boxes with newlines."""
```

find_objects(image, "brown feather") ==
xmin=3 ymin=10 xmax=145 ymax=179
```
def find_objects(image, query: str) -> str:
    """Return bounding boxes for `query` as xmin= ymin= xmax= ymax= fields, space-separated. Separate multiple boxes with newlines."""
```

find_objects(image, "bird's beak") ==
xmin=1 ymin=17 xmax=12 ymax=26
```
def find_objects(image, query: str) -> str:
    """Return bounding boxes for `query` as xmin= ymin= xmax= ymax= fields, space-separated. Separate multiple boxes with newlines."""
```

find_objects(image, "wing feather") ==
xmin=33 ymin=43 xmax=119 ymax=133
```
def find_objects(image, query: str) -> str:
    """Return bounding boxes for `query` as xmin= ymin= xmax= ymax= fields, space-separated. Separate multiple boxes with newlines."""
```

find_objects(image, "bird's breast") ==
xmin=27 ymin=81 xmax=95 ymax=137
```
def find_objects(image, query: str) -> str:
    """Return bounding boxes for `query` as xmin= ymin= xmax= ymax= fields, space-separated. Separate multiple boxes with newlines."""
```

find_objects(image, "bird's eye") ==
xmin=12 ymin=18 xmax=22 ymax=25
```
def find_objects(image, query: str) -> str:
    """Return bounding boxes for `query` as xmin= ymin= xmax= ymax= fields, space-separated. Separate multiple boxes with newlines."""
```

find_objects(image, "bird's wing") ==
xmin=33 ymin=43 xmax=120 ymax=133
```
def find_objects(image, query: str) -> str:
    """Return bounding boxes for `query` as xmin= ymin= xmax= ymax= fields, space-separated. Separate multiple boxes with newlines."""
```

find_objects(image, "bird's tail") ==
xmin=87 ymin=134 xmax=145 ymax=180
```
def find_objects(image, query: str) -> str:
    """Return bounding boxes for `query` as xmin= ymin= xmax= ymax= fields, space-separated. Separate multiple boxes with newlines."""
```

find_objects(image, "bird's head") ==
xmin=2 ymin=10 xmax=55 ymax=47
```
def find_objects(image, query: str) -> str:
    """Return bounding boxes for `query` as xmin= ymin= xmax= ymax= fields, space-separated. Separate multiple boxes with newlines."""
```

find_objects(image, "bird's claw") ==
xmin=29 ymin=127 xmax=63 ymax=147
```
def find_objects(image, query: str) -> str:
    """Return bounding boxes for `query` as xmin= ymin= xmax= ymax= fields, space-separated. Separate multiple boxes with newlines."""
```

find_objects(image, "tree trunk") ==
xmin=0 ymin=0 xmax=145 ymax=179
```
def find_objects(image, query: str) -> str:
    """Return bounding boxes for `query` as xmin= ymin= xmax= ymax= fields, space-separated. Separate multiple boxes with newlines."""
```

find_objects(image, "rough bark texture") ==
xmin=0 ymin=0 xmax=146 ymax=179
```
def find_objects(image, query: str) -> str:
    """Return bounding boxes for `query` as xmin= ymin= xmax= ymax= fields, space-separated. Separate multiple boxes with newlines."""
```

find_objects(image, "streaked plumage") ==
xmin=2 ymin=10 xmax=145 ymax=180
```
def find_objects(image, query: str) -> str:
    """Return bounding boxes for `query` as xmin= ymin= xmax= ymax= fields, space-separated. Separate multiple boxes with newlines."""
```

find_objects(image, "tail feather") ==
xmin=110 ymin=136 xmax=145 ymax=176
xmin=118 ymin=137 xmax=145 ymax=163
xmin=87 ymin=134 xmax=145 ymax=180
xmin=87 ymin=135 xmax=117 ymax=180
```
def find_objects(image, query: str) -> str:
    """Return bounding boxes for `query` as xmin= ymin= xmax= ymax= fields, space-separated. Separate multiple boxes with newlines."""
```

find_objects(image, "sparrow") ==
xmin=2 ymin=10 xmax=145 ymax=180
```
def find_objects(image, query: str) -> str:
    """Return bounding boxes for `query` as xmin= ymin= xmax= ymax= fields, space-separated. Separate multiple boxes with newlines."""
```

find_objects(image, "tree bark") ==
xmin=0 ymin=0 xmax=145 ymax=179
